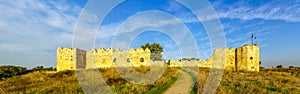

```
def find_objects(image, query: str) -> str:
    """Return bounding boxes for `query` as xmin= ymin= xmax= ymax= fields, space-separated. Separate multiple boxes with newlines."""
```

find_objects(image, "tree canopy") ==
xmin=140 ymin=43 xmax=163 ymax=61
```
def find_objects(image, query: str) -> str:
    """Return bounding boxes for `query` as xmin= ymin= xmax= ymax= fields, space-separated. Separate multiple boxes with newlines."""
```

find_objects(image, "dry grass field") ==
xmin=196 ymin=68 xmax=300 ymax=94
xmin=0 ymin=66 xmax=299 ymax=93
xmin=0 ymin=66 xmax=179 ymax=94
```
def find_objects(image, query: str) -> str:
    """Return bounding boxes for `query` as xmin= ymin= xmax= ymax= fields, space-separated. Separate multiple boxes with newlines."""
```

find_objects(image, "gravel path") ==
xmin=164 ymin=70 xmax=195 ymax=94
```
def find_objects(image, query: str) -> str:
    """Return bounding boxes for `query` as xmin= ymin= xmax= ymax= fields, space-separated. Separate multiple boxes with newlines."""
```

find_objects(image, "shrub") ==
xmin=53 ymin=70 xmax=75 ymax=77
xmin=0 ymin=65 xmax=27 ymax=80
xmin=276 ymin=65 xmax=283 ymax=68
xmin=31 ymin=66 xmax=44 ymax=71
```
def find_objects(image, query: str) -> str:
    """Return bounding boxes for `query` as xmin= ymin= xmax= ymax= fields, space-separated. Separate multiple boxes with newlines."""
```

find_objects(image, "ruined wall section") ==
xmin=85 ymin=48 xmax=151 ymax=68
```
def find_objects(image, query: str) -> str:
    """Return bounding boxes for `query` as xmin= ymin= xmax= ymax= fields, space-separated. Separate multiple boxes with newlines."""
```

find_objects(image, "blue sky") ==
xmin=0 ymin=0 xmax=299 ymax=68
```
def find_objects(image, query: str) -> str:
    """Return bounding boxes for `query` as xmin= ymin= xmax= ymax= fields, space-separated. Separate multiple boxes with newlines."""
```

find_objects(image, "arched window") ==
xmin=113 ymin=58 xmax=117 ymax=63
xmin=127 ymin=58 xmax=130 ymax=63
xmin=140 ymin=58 xmax=144 ymax=62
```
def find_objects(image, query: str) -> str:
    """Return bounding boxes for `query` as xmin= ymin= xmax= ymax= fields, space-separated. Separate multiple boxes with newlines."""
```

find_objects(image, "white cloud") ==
xmin=213 ymin=0 xmax=300 ymax=22
xmin=0 ymin=0 xmax=81 ymax=67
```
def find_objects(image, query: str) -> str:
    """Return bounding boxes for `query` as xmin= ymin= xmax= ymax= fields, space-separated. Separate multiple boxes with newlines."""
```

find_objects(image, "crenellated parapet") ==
xmin=168 ymin=44 xmax=260 ymax=72
xmin=56 ymin=44 xmax=260 ymax=72
xmin=57 ymin=47 xmax=152 ymax=71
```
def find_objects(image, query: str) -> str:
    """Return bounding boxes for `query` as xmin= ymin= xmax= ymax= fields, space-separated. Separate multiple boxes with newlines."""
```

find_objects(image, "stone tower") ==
xmin=56 ymin=47 xmax=86 ymax=71
xmin=236 ymin=44 xmax=260 ymax=72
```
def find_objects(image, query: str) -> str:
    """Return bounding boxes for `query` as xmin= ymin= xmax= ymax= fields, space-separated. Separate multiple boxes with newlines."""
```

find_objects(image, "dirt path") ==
xmin=163 ymin=70 xmax=195 ymax=94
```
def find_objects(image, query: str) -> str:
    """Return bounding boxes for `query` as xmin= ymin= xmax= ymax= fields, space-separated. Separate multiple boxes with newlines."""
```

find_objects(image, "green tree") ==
xmin=289 ymin=66 xmax=294 ymax=68
xmin=259 ymin=61 xmax=262 ymax=65
xmin=0 ymin=65 xmax=27 ymax=80
xmin=141 ymin=43 xmax=164 ymax=61
xmin=32 ymin=66 xmax=44 ymax=71
xmin=276 ymin=65 xmax=283 ymax=68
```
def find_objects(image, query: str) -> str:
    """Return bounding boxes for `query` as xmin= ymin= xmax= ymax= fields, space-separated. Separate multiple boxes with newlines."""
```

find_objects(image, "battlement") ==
xmin=56 ymin=44 xmax=260 ymax=72
xmin=169 ymin=44 xmax=260 ymax=72
xmin=56 ymin=47 xmax=151 ymax=71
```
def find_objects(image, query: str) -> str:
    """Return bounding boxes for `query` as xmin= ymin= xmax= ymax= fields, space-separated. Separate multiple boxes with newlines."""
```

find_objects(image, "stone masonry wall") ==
xmin=57 ymin=44 xmax=260 ymax=72
xmin=167 ymin=44 xmax=260 ymax=72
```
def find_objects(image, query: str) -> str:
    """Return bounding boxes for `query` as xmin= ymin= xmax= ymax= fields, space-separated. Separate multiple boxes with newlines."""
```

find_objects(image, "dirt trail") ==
xmin=163 ymin=70 xmax=195 ymax=94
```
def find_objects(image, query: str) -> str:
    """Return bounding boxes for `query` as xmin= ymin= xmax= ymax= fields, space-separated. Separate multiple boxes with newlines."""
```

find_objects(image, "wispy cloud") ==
xmin=212 ymin=0 xmax=300 ymax=22
xmin=0 ymin=0 xmax=82 ymax=67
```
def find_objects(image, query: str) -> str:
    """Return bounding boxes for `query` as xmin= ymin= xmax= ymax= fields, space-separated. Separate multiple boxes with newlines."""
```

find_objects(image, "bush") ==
xmin=289 ymin=66 xmax=294 ymax=68
xmin=54 ymin=70 xmax=75 ymax=77
xmin=31 ymin=66 xmax=56 ymax=72
xmin=0 ymin=65 xmax=27 ymax=80
xmin=31 ymin=66 xmax=44 ymax=71
xmin=276 ymin=65 xmax=283 ymax=68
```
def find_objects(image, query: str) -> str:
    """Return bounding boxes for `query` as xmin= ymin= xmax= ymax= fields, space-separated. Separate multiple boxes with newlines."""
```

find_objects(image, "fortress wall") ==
xmin=236 ymin=44 xmax=260 ymax=72
xmin=95 ymin=48 xmax=114 ymax=68
xmin=113 ymin=50 xmax=130 ymax=67
xmin=246 ymin=45 xmax=260 ymax=72
xmin=57 ymin=48 xmax=86 ymax=71
xmin=57 ymin=48 xmax=75 ymax=71
xmin=181 ymin=60 xmax=198 ymax=67
xmin=87 ymin=48 xmax=152 ymax=68
xmin=75 ymin=49 xmax=86 ymax=69
xmin=128 ymin=48 xmax=151 ymax=67
xmin=168 ymin=44 xmax=259 ymax=72
xmin=86 ymin=48 xmax=97 ymax=69
xmin=236 ymin=46 xmax=246 ymax=71
xmin=57 ymin=44 xmax=260 ymax=72
xmin=128 ymin=48 xmax=138 ymax=66
xmin=208 ymin=48 xmax=226 ymax=69
xmin=225 ymin=48 xmax=236 ymax=71
xmin=169 ymin=60 xmax=181 ymax=67
xmin=199 ymin=60 xmax=210 ymax=68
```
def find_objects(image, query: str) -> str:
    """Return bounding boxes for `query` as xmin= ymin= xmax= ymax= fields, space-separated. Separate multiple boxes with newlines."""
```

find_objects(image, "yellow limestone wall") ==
xmin=224 ymin=48 xmax=236 ymax=71
xmin=168 ymin=44 xmax=260 ymax=72
xmin=57 ymin=44 xmax=260 ymax=72
xmin=236 ymin=44 xmax=260 ymax=72
xmin=56 ymin=47 xmax=86 ymax=71
xmin=57 ymin=47 xmax=152 ymax=71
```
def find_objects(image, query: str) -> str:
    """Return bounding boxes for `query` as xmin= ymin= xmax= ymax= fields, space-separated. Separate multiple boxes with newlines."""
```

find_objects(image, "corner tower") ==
xmin=56 ymin=47 xmax=86 ymax=71
xmin=236 ymin=44 xmax=260 ymax=72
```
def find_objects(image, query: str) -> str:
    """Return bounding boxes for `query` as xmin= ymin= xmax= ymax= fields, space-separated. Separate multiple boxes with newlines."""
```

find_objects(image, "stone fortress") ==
xmin=57 ymin=44 xmax=260 ymax=72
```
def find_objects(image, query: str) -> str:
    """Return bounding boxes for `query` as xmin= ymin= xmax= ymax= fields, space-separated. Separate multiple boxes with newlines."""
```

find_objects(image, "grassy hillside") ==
xmin=0 ymin=66 xmax=299 ymax=93
xmin=0 ymin=67 xmax=179 ymax=94
xmin=196 ymin=68 xmax=300 ymax=94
